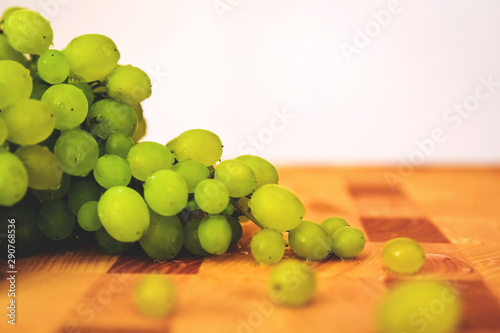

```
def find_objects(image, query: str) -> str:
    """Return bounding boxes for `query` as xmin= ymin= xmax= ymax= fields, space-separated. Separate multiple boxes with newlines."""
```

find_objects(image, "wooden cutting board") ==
xmin=1 ymin=167 xmax=500 ymax=333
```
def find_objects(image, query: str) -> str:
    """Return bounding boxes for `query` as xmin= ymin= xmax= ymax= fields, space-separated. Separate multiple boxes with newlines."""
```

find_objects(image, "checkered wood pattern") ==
xmin=1 ymin=167 xmax=500 ymax=333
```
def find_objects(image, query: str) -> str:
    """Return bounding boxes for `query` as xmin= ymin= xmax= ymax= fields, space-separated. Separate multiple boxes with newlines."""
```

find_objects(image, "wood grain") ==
xmin=0 ymin=167 xmax=499 ymax=333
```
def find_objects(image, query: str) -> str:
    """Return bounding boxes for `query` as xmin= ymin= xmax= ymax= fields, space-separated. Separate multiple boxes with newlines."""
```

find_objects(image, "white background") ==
xmin=3 ymin=0 xmax=500 ymax=165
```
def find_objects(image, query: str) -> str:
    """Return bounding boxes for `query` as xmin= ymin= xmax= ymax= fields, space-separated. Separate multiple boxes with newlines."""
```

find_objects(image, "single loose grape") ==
xmin=321 ymin=217 xmax=349 ymax=236
xmin=379 ymin=280 xmax=462 ymax=333
xmin=194 ymin=179 xmax=230 ymax=214
xmin=144 ymin=170 xmax=188 ymax=216
xmin=127 ymin=141 xmax=174 ymax=181
xmin=251 ymin=229 xmax=285 ymax=264
xmin=289 ymin=220 xmax=331 ymax=260
xmin=214 ymin=159 xmax=256 ymax=198
xmin=77 ymin=201 xmax=102 ymax=231
xmin=174 ymin=129 xmax=223 ymax=166
xmin=330 ymin=227 xmax=365 ymax=259
xmin=63 ymin=34 xmax=120 ymax=81
xmin=236 ymin=155 xmax=279 ymax=188
xmin=249 ymin=184 xmax=305 ymax=231
xmin=37 ymin=50 xmax=70 ymax=84
xmin=139 ymin=210 xmax=183 ymax=260
xmin=198 ymin=215 xmax=232 ymax=255
xmin=382 ymin=237 xmax=425 ymax=274
xmin=98 ymin=186 xmax=150 ymax=242
xmin=134 ymin=275 xmax=177 ymax=317
xmin=269 ymin=260 xmax=316 ymax=306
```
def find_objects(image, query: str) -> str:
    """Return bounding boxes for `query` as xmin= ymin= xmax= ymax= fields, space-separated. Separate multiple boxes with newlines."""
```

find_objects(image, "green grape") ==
xmin=194 ymin=179 xmax=229 ymax=214
xmin=379 ymin=280 xmax=462 ymax=333
xmin=0 ymin=204 xmax=42 ymax=256
xmin=144 ymin=169 xmax=188 ymax=216
xmin=37 ymin=200 xmax=75 ymax=240
xmin=183 ymin=218 xmax=209 ymax=257
xmin=139 ymin=210 xmax=184 ymax=260
xmin=71 ymin=82 xmax=94 ymax=107
xmin=0 ymin=150 xmax=28 ymax=206
xmin=185 ymin=200 xmax=198 ymax=211
xmin=134 ymin=275 xmax=177 ymax=317
xmin=54 ymin=129 xmax=99 ymax=176
xmin=93 ymin=154 xmax=131 ymax=189
xmin=63 ymin=34 xmax=120 ymax=81
xmin=289 ymin=220 xmax=331 ymax=260
xmin=223 ymin=202 xmax=235 ymax=216
xmin=98 ymin=186 xmax=149 ymax=242
xmin=86 ymin=99 xmax=137 ymax=139
xmin=249 ymin=184 xmax=305 ymax=231
xmin=37 ymin=50 xmax=70 ymax=84
xmin=31 ymin=172 xmax=70 ymax=203
xmin=227 ymin=215 xmax=243 ymax=243
xmin=105 ymin=132 xmax=134 ymax=159
xmin=41 ymin=84 xmax=88 ymax=130
xmin=173 ymin=160 xmax=210 ymax=193
xmin=214 ymin=159 xmax=256 ymax=198
xmin=127 ymin=141 xmax=174 ymax=181
xmin=67 ymin=180 xmax=101 ymax=215
xmin=0 ymin=60 xmax=32 ymax=109
xmin=174 ymin=129 xmax=223 ymax=166
xmin=30 ymin=77 xmax=51 ymax=100
xmin=130 ymin=103 xmax=144 ymax=122
xmin=382 ymin=237 xmax=425 ymax=274
xmin=0 ymin=118 xmax=7 ymax=146
xmin=320 ymin=217 xmax=349 ymax=236
xmin=251 ymin=229 xmax=285 ymax=264
xmin=95 ymin=227 xmax=133 ymax=254
xmin=2 ymin=9 xmax=53 ymax=55
xmin=77 ymin=200 xmax=102 ymax=231
xmin=1 ymin=99 xmax=55 ymax=146
xmin=0 ymin=34 xmax=28 ymax=66
xmin=131 ymin=118 xmax=147 ymax=143
xmin=166 ymin=137 xmax=176 ymax=153
xmin=330 ymin=227 xmax=365 ymax=259
xmin=105 ymin=65 xmax=152 ymax=105
xmin=0 ymin=7 xmax=25 ymax=25
xmin=269 ymin=259 xmax=316 ymax=306
xmin=14 ymin=145 xmax=62 ymax=190
xmin=198 ymin=215 xmax=232 ymax=255
xmin=236 ymin=155 xmax=279 ymax=189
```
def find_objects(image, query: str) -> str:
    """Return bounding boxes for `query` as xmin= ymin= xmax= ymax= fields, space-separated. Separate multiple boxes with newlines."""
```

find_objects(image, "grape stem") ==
xmin=234 ymin=202 xmax=265 ymax=229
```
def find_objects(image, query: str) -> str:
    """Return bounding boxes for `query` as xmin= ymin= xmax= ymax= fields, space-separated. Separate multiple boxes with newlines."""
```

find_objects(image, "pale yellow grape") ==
xmin=379 ymin=280 xmax=462 ymax=333
xmin=2 ymin=9 xmax=53 ymax=55
xmin=63 ymin=34 xmax=120 ymax=81
xmin=175 ymin=129 xmax=223 ymax=166
xmin=97 ymin=186 xmax=149 ymax=242
xmin=41 ymin=84 xmax=89 ymax=131
xmin=0 ymin=150 xmax=28 ymax=206
xmin=236 ymin=155 xmax=279 ymax=188
xmin=134 ymin=275 xmax=177 ymax=317
xmin=249 ymin=184 xmax=305 ymax=231
xmin=1 ymin=99 xmax=55 ymax=146
xmin=14 ymin=145 xmax=62 ymax=190
xmin=127 ymin=141 xmax=174 ymax=182
xmin=214 ymin=159 xmax=256 ymax=197
xmin=0 ymin=60 xmax=32 ymax=109
xmin=105 ymin=65 xmax=152 ymax=105
xmin=131 ymin=118 xmax=147 ymax=143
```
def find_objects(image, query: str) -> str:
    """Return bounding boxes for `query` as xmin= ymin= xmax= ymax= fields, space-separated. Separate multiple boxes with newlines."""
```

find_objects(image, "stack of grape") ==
xmin=0 ymin=7 xmax=366 ymax=266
